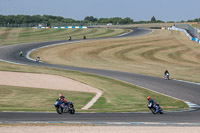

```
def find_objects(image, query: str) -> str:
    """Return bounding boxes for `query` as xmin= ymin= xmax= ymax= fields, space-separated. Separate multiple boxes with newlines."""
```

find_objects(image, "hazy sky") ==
xmin=0 ymin=0 xmax=199 ymax=21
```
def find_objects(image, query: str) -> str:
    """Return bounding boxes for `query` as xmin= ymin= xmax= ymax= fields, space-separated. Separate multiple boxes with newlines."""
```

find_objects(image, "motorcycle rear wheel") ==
xmin=70 ymin=108 xmax=75 ymax=114
xmin=159 ymin=107 xmax=163 ymax=114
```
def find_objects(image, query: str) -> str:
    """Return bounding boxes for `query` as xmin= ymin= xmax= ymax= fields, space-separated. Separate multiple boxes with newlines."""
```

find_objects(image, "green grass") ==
xmin=71 ymin=73 xmax=187 ymax=112
xmin=0 ymin=27 xmax=130 ymax=46
xmin=0 ymin=85 xmax=94 ymax=111
xmin=192 ymin=24 xmax=200 ymax=28
xmin=0 ymin=61 xmax=188 ymax=112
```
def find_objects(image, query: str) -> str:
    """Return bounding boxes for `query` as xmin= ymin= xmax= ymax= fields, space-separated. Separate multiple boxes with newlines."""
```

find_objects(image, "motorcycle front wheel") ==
xmin=56 ymin=106 xmax=63 ymax=114
xmin=150 ymin=108 xmax=157 ymax=114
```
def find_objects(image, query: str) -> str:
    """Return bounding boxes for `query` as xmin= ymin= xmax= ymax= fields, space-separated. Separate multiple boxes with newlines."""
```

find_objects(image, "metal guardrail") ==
xmin=175 ymin=24 xmax=199 ymax=39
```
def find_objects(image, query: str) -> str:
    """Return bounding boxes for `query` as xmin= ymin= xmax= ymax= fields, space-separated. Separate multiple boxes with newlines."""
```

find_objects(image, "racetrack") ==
xmin=0 ymin=28 xmax=200 ymax=125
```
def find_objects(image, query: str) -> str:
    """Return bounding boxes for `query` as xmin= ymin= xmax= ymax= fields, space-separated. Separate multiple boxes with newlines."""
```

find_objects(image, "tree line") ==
xmin=0 ymin=15 xmax=134 ymax=26
xmin=0 ymin=15 xmax=77 ymax=26
xmin=0 ymin=14 xmax=199 ymax=27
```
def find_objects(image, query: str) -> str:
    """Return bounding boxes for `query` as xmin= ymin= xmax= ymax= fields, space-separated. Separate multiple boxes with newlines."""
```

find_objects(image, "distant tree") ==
xmin=167 ymin=21 xmax=175 ymax=23
xmin=98 ymin=18 xmax=110 ymax=24
xmin=187 ymin=18 xmax=200 ymax=22
xmin=62 ymin=18 xmax=76 ymax=23
xmin=0 ymin=15 xmax=5 ymax=24
xmin=84 ymin=16 xmax=98 ymax=22
xmin=110 ymin=17 xmax=122 ymax=24
xmin=120 ymin=17 xmax=133 ymax=24
xmin=97 ymin=17 xmax=133 ymax=25
xmin=151 ymin=16 xmax=156 ymax=22
xmin=5 ymin=15 xmax=16 ymax=24
xmin=194 ymin=18 xmax=200 ymax=22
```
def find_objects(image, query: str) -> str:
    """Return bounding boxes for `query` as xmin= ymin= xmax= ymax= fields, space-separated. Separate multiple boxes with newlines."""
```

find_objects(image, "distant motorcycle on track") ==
xmin=19 ymin=51 xmax=23 ymax=57
xmin=54 ymin=100 xmax=75 ymax=114
xmin=36 ymin=56 xmax=40 ymax=62
xmin=68 ymin=36 xmax=71 ymax=41
xmin=83 ymin=35 xmax=86 ymax=39
xmin=164 ymin=70 xmax=170 ymax=80
xmin=165 ymin=73 xmax=170 ymax=80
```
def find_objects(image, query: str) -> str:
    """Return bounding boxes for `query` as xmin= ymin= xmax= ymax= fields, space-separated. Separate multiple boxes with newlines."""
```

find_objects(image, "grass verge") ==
xmin=0 ymin=85 xmax=94 ymax=111
xmin=0 ymin=61 xmax=187 ymax=112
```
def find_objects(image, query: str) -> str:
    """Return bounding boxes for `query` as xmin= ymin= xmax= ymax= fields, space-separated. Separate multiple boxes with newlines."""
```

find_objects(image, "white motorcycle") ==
xmin=165 ymin=73 xmax=169 ymax=80
xmin=36 ymin=56 xmax=40 ymax=62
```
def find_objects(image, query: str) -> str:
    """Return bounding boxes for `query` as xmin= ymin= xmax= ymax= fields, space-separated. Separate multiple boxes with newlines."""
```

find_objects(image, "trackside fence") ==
xmin=168 ymin=26 xmax=200 ymax=44
xmin=175 ymin=24 xmax=199 ymax=39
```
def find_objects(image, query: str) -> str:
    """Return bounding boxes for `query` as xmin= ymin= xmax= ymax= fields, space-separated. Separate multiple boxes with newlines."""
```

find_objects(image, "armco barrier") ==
xmin=175 ymin=24 xmax=199 ymax=39
xmin=53 ymin=26 xmax=87 ymax=29
xmin=168 ymin=27 xmax=200 ymax=44
xmin=33 ymin=27 xmax=50 ymax=28
xmin=33 ymin=26 xmax=87 ymax=29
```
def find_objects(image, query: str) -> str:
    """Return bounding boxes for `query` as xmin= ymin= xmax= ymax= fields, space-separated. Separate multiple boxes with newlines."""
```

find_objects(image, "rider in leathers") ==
xmin=147 ymin=96 xmax=159 ymax=113
xmin=57 ymin=94 xmax=68 ymax=106
xmin=164 ymin=70 xmax=169 ymax=79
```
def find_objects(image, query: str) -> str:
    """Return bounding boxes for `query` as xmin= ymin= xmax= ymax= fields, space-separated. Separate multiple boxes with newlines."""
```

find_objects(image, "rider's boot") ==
xmin=156 ymin=106 xmax=159 ymax=113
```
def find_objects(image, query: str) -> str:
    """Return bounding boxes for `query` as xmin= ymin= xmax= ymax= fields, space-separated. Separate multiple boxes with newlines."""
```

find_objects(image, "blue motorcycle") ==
xmin=54 ymin=100 xmax=75 ymax=114
xmin=148 ymin=103 xmax=163 ymax=114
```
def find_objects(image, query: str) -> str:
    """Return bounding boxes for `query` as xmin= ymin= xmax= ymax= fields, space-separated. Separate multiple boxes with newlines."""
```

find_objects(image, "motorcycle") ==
xmin=54 ymin=100 xmax=75 ymax=114
xmin=19 ymin=51 xmax=23 ymax=57
xmin=148 ymin=102 xmax=163 ymax=114
xmin=165 ymin=73 xmax=169 ymax=80
xmin=36 ymin=56 xmax=40 ymax=62
xmin=68 ymin=36 xmax=71 ymax=41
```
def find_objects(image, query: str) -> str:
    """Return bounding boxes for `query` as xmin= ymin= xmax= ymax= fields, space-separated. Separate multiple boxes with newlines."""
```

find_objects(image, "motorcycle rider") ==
xmin=19 ymin=51 xmax=23 ymax=57
xmin=69 ymin=36 xmax=71 ymax=41
xmin=147 ymin=96 xmax=159 ymax=113
xmin=83 ymin=35 xmax=86 ymax=39
xmin=36 ymin=56 xmax=40 ymax=62
xmin=57 ymin=93 xmax=68 ymax=106
xmin=164 ymin=70 xmax=170 ymax=80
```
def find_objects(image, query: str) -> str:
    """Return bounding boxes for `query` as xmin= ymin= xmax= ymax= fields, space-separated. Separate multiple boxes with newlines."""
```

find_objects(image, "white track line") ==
xmin=174 ymin=79 xmax=200 ymax=86
xmin=117 ymin=30 xmax=133 ymax=37
xmin=81 ymin=92 xmax=102 ymax=110
xmin=0 ymin=59 xmax=28 ymax=65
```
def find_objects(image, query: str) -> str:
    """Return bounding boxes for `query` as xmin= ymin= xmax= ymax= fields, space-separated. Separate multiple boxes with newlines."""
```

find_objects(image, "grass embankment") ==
xmin=0 ymin=85 xmax=94 ymax=111
xmin=0 ymin=61 xmax=187 ymax=112
xmin=0 ymin=27 xmax=130 ymax=46
xmin=31 ymin=29 xmax=200 ymax=83
xmin=192 ymin=23 xmax=200 ymax=28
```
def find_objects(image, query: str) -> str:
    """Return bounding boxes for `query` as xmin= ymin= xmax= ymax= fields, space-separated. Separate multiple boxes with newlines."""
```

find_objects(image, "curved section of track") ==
xmin=0 ymin=28 xmax=200 ymax=124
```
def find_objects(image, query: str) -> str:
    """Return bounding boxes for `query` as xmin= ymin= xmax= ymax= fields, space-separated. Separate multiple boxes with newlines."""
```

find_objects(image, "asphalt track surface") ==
xmin=0 ymin=28 xmax=200 ymax=125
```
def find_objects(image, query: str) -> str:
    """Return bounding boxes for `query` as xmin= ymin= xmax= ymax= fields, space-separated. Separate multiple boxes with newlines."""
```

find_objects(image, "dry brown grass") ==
xmin=0 ymin=28 xmax=129 ymax=46
xmin=31 ymin=29 xmax=200 ymax=83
